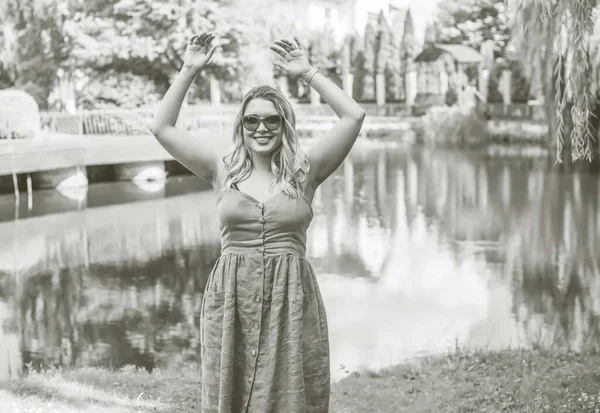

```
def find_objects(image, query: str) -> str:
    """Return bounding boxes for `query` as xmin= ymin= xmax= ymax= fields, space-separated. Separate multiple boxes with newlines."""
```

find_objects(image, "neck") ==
xmin=251 ymin=153 xmax=272 ymax=174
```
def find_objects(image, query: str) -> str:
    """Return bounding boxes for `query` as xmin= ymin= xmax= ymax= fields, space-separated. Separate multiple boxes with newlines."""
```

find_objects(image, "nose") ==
xmin=256 ymin=121 xmax=268 ymax=132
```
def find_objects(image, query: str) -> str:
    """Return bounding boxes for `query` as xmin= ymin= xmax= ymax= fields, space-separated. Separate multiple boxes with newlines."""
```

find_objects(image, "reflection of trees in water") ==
xmin=508 ymin=171 xmax=600 ymax=349
xmin=11 ymin=242 xmax=220 ymax=373
xmin=406 ymin=149 xmax=600 ymax=349
xmin=308 ymin=146 xmax=404 ymax=277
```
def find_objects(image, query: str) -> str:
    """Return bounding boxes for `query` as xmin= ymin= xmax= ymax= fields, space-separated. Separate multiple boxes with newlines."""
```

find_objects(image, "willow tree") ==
xmin=510 ymin=0 xmax=598 ymax=162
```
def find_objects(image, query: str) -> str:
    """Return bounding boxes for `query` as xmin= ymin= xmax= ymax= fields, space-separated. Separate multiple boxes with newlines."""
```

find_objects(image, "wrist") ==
xmin=299 ymin=67 xmax=318 ymax=85
xmin=180 ymin=65 xmax=202 ymax=76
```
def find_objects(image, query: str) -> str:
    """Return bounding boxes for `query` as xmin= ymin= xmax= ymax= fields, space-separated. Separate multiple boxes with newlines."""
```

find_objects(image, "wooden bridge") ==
xmin=0 ymin=132 xmax=214 ymax=176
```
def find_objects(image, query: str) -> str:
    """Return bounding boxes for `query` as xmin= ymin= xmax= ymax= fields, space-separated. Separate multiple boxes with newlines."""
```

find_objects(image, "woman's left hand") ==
xmin=270 ymin=38 xmax=313 ymax=77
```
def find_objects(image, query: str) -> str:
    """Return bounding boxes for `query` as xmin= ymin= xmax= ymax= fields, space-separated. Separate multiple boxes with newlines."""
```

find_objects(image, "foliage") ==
xmin=509 ymin=0 xmax=598 ymax=162
xmin=435 ymin=0 xmax=510 ymax=59
xmin=77 ymin=71 xmax=163 ymax=109
xmin=399 ymin=10 xmax=420 ymax=75
xmin=375 ymin=12 xmax=392 ymax=75
xmin=350 ymin=33 xmax=367 ymax=100
xmin=385 ymin=37 xmax=402 ymax=102
xmin=412 ymin=105 xmax=487 ymax=146
xmin=0 ymin=0 xmax=73 ymax=109
xmin=362 ymin=22 xmax=376 ymax=101
xmin=487 ymin=60 xmax=532 ymax=103
xmin=341 ymin=36 xmax=352 ymax=75
xmin=1 ymin=0 xmax=309 ymax=108
xmin=374 ymin=12 xmax=401 ymax=102
xmin=445 ymin=88 xmax=458 ymax=106
xmin=307 ymin=28 xmax=339 ymax=72
xmin=62 ymin=0 xmax=256 ymax=106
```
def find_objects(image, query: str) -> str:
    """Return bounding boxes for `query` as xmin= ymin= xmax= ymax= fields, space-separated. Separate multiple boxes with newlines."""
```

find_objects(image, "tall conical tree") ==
xmin=424 ymin=22 xmax=438 ymax=47
xmin=351 ymin=32 xmax=366 ymax=100
xmin=362 ymin=22 xmax=377 ymax=100
xmin=400 ymin=9 xmax=420 ymax=74
xmin=374 ymin=11 xmax=401 ymax=101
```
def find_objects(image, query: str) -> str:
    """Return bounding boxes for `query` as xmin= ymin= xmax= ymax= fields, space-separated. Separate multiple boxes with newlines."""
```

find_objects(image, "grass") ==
xmin=2 ymin=347 xmax=600 ymax=413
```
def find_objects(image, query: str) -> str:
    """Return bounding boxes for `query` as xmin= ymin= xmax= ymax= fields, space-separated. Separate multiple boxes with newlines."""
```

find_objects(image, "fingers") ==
xmin=269 ymin=44 xmax=288 ymax=59
xmin=189 ymin=32 xmax=214 ymax=46
xmin=293 ymin=37 xmax=303 ymax=49
xmin=273 ymin=37 xmax=303 ymax=54
xmin=196 ymin=33 xmax=214 ymax=45
xmin=279 ymin=39 xmax=296 ymax=51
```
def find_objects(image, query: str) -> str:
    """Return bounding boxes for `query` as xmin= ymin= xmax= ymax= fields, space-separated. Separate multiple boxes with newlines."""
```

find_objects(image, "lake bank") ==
xmin=2 ymin=348 xmax=599 ymax=412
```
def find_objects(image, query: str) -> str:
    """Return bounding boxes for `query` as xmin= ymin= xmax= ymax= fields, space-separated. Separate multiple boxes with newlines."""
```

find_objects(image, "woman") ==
xmin=150 ymin=32 xmax=366 ymax=413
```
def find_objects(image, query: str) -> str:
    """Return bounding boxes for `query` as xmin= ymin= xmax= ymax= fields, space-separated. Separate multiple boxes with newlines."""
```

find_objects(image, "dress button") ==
xmin=251 ymin=349 xmax=257 ymax=356
xmin=257 ymin=202 xmax=264 ymax=209
xmin=255 ymin=295 xmax=261 ymax=303
xmin=256 ymin=267 xmax=263 ymax=274
xmin=253 ymin=322 xmax=259 ymax=330
xmin=248 ymin=376 xmax=252 ymax=383
xmin=258 ymin=217 xmax=265 ymax=224
xmin=257 ymin=246 xmax=264 ymax=253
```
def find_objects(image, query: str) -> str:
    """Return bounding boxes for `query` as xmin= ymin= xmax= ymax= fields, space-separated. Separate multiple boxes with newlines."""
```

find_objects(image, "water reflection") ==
xmin=1 ymin=145 xmax=600 ymax=382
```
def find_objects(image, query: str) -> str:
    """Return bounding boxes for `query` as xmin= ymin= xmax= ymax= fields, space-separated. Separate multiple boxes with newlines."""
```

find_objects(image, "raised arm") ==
xmin=271 ymin=38 xmax=366 ymax=187
xmin=149 ymin=32 xmax=221 ymax=185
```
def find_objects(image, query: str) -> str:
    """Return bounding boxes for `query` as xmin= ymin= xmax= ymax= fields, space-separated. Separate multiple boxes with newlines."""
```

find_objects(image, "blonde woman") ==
xmin=150 ymin=32 xmax=365 ymax=413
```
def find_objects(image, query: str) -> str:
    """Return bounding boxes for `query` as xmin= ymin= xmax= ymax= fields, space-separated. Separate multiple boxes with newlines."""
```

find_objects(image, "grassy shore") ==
xmin=2 ymin=348 xmax=600 ymax=413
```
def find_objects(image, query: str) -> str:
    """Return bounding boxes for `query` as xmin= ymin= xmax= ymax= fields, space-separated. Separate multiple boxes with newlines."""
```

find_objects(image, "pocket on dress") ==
xmin=201 ymin=290 xmax=226 ymax=349
xmin=288 ymin=285 xmax=305 ymax=342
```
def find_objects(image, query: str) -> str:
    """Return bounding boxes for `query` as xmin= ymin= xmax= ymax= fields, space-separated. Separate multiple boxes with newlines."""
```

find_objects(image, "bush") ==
xmin=445 ymin=89 xmax=458 ymax=106
xmin=412 ymin=106 xmax=487 ymax=147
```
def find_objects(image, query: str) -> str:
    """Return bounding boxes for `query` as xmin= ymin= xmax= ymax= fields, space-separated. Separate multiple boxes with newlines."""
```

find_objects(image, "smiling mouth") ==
xmin=254 ymin=135 xmax=272 ymax=144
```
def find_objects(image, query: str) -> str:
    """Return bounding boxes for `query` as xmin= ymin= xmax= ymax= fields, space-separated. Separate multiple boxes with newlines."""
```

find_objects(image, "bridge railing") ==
xmin=38 ymin=103 xmax=409 ymax=136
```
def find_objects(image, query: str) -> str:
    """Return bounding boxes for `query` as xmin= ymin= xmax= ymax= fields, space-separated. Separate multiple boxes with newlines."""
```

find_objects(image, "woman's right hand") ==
xmin=183 ymin=32 xmax=218 ymax=70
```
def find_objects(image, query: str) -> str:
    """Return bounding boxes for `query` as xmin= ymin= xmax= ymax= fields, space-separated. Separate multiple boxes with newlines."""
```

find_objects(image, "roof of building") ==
xmin=415 ymin=44 xmax=483 ymax=64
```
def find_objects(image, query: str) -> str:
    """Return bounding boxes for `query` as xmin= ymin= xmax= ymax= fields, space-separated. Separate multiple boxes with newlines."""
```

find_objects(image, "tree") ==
xmin=374 ymin=12 xmax=395 ymax=101
xmin=386 ymin=34 xmax=402 ymax=102
xmin=435 ymin=0 xmax=510 ymax=59
xmin=374 ymin=12 xmax=401 ymax=102
xmin=509 ymin=0 xmax=597 ymax=162
xmin=0 ymin=0 xmax=73 ymax=109
xmin=350 ymin=33 xmax=367 ymax=100
xmin=362 ymin=22 xmax=376 ymax=101
xmin=400 ymin=10 xmax=420 ymax=73
xmin=399 ymin=10 xmax=420 ymax=74
xmin=62 ymin=0 xmax=255 ymax=106
xmin=423 ymin=22 xmax=438 ymax=47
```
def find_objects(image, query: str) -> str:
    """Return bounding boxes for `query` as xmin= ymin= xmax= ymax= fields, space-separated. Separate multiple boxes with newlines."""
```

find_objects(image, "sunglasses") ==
xmin=242 ymin=114 xmax=283 ymax=131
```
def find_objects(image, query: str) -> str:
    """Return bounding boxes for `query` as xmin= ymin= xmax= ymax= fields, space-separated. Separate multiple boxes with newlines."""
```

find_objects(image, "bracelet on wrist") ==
xmin=300 ymin=68 xmax=318 ymax=85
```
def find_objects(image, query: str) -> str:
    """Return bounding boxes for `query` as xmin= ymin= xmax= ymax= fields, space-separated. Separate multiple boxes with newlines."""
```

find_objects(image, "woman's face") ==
xmin=242 ymin=98 xmax=284 ymax=157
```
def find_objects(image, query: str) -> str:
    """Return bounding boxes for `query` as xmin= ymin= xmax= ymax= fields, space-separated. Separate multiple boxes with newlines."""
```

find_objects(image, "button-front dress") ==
xmin=200 ymin=161 xmax=331 ymax=413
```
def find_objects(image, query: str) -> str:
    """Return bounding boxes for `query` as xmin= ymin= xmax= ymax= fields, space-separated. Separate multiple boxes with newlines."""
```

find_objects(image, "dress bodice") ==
xmin=216 ymin=188 xmax=313 ymax=257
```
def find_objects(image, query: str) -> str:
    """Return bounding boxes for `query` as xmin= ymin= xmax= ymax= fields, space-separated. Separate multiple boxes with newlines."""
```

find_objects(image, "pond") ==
xmin=0 ymin=144 xmax=598 ymax=382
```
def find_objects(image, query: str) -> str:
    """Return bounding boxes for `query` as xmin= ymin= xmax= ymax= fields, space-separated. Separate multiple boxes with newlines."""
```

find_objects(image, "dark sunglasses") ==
xmin=242 ymin=114 xmax=283 ymax=131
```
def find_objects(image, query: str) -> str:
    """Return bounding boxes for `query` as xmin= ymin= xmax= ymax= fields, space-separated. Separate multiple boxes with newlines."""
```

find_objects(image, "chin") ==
xmin=246 ymin=138 xmax=281 ymax=156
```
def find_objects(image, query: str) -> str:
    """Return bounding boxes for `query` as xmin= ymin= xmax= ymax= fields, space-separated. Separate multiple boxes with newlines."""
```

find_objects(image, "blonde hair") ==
xmin=222 ymin=85 xmax=310 ymax=198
